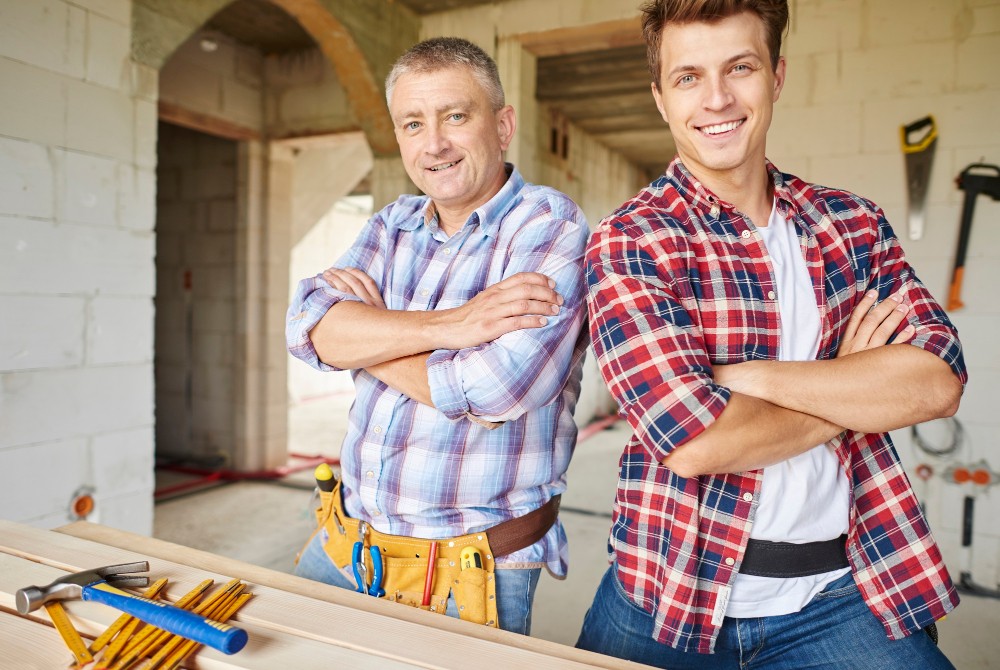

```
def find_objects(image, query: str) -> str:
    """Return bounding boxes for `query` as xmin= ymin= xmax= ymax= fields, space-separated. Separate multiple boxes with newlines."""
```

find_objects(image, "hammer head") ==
xmin=15 ymin=561 xmax=150 ymax=615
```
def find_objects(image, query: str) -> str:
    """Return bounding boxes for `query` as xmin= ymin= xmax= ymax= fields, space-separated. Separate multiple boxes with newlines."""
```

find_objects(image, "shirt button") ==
xmin=373 ymin=425 xmax=382 ymax=434
xmin=372 ymin=509 xmax=381 ymax=517
xmin=710 ymin=205 xmax=720 ymax=217
xmin=366 ymin=471 xmax=374 ymax=479
xmin=741 ymin=229 xmax=751 ymax=239
xmin=420 ymin=289 xmax=429 ymax=297
xmin=725 ymin=557 xmax=736 ymax=566
xmin=767 ymin=290 xmax=776 ymax=300
xmin=443 ymin=247 xmax=452 ymax=255
xmin=743 ymin=492 xmax=753 ymax=502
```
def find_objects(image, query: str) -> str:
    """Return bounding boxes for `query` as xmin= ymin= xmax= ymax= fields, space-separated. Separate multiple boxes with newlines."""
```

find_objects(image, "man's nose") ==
xmin=425 ymin=124 xmax=451 ymax=155
xmin=704 ymin=76 xmax=735 ymax=111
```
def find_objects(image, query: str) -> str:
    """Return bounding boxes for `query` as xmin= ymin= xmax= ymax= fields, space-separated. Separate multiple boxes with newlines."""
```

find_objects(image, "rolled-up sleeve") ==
xmin=285 ymin=214 xmax=387 ymax=371
xmin=586 ymin=222 xmax=730 ymax=464
xmin=427 ymin=207 xmax=589 ymax=422
xmin=865 ymin=205 xmax=968 ymax=386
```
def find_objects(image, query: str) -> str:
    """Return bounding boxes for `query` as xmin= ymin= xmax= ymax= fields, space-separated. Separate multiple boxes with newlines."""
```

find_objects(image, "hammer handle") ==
xmin=82 ymin=582 xmax=248 ymax=655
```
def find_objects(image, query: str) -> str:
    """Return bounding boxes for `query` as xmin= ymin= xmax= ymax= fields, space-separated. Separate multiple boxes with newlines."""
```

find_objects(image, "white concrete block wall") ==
xmin=0 ymin=0 xmax=156 ymax=533
xmin=769 ymin=0 xmax=1000 ymax=588
xmin=264 ymin=49 xmax=359 ymax=138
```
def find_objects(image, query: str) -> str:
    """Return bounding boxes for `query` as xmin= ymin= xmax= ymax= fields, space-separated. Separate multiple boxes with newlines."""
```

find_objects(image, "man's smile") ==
xmin=428 ymin=159 xmax=461 ymax=172
xmin=697 ymin=119 xmax=745 ymax=137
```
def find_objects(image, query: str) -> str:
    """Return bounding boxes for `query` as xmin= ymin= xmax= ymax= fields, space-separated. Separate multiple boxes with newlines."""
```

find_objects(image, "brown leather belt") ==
xmin=486 ymin=494 xmax=561 ymax=557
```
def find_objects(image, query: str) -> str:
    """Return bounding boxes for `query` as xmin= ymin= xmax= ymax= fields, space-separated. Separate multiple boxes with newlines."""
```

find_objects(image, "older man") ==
xmin=287 ymin=37 xmax=588 ymax=635
xmin=577 ymin=0 xmax=965 ymax=668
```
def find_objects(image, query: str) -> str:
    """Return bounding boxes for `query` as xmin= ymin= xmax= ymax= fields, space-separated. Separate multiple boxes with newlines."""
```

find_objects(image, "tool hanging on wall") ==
xmin=942 ymin=460 xmax=1000 ymax=599
xmin=900 ymin=115 xmax=938 ymax=241
xmin=948 ymin=163 xmax=1000 ymax=311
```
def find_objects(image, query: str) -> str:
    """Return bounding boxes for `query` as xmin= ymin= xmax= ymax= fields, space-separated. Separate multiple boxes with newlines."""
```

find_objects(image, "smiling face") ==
xmin=651 ymin=11 xmax=785 ymax=189
xmin=390 ymin=66 xmax=515 ymax=233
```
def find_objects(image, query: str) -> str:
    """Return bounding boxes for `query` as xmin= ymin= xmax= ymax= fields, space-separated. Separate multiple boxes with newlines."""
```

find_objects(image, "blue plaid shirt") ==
xmin=287 ymin=165 xmax=588 ymax=575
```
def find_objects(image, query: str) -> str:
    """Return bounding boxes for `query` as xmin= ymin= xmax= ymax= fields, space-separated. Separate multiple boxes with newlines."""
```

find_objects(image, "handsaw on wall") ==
xmin=900 ymin=115 xmax=938 ymax=241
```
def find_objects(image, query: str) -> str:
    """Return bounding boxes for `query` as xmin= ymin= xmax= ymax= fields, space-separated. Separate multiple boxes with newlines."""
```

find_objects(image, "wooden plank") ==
xmin=0 ymin=553 xmax=419 ymax=670
xmin=0 ymin=605 xmax=80 ymax=670
xmin=516 ymin=18 xmax=643 ymax=58
xmin=158 ymin=101 xmax=261 ymax=142
xmin=6 ymin=521 xmax=646 ymax=669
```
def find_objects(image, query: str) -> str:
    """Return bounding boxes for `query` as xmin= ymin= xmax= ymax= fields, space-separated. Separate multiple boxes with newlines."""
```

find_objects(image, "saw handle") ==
xmin=81 ymin=582 xmax=248 ymax=654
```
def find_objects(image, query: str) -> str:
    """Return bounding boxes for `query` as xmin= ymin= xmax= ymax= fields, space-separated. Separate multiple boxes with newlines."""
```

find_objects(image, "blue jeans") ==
xmin=576 ymin=566 xmax=955 ymax=669
xmin=295 ymin=532 xmax=541 ymax=635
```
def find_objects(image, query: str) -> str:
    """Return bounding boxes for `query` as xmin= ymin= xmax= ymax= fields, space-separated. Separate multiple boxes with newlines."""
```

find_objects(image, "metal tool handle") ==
xmin=82 ymin=583 xmax=248 ymax=655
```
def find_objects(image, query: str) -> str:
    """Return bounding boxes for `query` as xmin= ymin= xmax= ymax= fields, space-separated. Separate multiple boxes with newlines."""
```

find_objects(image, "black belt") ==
xmin=738 ymin=534 xmax=849 ymax=578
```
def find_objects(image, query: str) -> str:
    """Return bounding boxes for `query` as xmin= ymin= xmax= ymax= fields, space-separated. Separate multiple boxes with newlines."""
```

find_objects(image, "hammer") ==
xmin=16 ymin=561 xmax=248 ymax=655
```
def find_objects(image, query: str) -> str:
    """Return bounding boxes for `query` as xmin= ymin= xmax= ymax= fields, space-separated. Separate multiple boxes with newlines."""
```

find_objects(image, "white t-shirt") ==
xmin=725 ymin=200 xmax=851 ymax=618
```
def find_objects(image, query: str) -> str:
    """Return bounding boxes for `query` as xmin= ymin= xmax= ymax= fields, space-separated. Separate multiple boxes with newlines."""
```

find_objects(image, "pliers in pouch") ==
xmin=352 ymin=522 xmax=385 ymax=597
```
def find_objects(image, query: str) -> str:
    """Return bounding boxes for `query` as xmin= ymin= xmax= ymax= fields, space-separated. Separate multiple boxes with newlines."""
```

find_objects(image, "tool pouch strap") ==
xmin=308 ymin=481 xmax=560 ymax=629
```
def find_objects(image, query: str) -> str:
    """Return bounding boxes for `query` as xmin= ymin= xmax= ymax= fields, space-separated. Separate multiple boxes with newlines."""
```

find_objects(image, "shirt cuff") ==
xmin=426 ymin=350 xmax=470 ymax=420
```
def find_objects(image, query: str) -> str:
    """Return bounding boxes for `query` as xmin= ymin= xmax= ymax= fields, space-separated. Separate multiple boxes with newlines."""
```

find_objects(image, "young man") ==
xmin=577 ymin=1 xmax=966 ymax=667
xmin=286 ymin=37 xmax=588 ymax=635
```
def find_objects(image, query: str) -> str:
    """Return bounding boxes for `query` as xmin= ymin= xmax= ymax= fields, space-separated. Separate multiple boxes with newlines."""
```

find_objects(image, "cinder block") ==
xmin=0 ymin=217 xmax=154 ymax=297
xmin=864 ymin=0 xmax=964 ymax=48
xmin=67 ymin=5 xmax=86 ymax=80
xmin=0 ymin=0 xmax=70 ymax=74
xmin=785 ymin=0 xmax=862 ymax=56
xmin=946 ymin=314 xmax=1000 ymax=371
xmin=0 ymin=296 xmax=85 ymax=372
xmin=0 ymin=57 xmax=66 ymax=146
xmin=86 ymin=12 xmax=130 ymax=90
xmin=129 ymin=62 xmax=158 ymax=102
xmin=134 ymin=99 xmax=158 ymax=170
xmin=93 ymin=489 xmax=153 ymax=535
xmin=0 ymin=137 xmax=54 ymax=219
xmin=159 ymin=55 xmax=223 ymax=114
xmin=56 ymin=149 xmax=118 ymax=226
xmin=0 ymin=438 xmax=89 ymax=524
xmin=957 ymin=34 xmax=1000 ymax=92
xmin=87 ymin=296 xmax=153 ymax=365
xmin=72 ymin=0 xmax=130 ymax=25
xmin=66 ymin=79 xmax=133 ymax=161
xmin=841 ymin=42 xmax=956 ymax=102
xmin=117 ymin=164 xmax=156 ymax=231
xmin=770 ymin=102 xmax=863 ymax=159
xmin=0 ymin=365 xmax=153 ymax=450
xmin=969 ymin=4 xmax=1000 ymax=36
xmin=804 ymin=152 xmax=901 ymax=205
xmin=221 ymin=77 xmax=263 ymax=129
xmin=91 ymin=427 xmax=154 ymax=498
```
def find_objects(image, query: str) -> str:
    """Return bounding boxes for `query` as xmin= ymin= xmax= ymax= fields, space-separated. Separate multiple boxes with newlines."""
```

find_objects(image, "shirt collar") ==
xmin=664 ymin=157 xmax=799 ymax=219
xmin=404 ymin=163 xmax=522 ymax=238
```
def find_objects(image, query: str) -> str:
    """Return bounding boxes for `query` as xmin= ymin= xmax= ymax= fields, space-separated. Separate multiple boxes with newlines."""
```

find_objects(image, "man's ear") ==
xmin=772 ymin=56 xmax=786 ymax=102
xmin=651 ymin=81 xmax=669 ymax=125
xmin=496 ymin=105 xmax=517 ymax=151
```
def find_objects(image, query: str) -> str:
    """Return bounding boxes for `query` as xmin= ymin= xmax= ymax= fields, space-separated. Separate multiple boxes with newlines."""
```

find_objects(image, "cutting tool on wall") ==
xmin=900 ymin=115 xmax=938 ymax=241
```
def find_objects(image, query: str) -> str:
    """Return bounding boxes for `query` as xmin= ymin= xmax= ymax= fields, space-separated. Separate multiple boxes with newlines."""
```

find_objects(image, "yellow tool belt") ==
xmin=303 ymin=481 xmax=501 ymax=627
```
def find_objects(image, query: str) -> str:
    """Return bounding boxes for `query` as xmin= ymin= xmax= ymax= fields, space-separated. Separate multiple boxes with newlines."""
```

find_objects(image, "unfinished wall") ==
xmin=424 ymin=0 xmax=1000 ymax=587
xmin=0 ymin=0 xmax=157 ymax=532
xmin=768 ymin=0 xmax=1000 ymax=587
xmin=155 ymin=123 xmax=239 ymax=464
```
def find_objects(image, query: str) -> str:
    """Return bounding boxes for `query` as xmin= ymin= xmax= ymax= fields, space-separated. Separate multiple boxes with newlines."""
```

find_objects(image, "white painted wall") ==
xmin=0 ymin=0 xmax=157 ymax=532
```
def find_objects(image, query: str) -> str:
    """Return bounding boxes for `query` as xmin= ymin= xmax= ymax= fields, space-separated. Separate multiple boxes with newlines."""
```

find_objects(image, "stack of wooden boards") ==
xmin=0 ymin=521 xmax=648 ymax=669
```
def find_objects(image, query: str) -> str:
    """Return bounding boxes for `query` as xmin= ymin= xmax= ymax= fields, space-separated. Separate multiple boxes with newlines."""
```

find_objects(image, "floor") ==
xmin=155 ymin=403 xmax=1000 ymax=668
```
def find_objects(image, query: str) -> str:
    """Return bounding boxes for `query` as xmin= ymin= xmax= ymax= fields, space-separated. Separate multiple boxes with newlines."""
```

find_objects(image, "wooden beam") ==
xmin=0 ymin=521 xmax=644 ymax=669
xmin=517 ymin=18 xmax=644 ymax=58
xmin=158 ymin=101 xmax=261 ymax=142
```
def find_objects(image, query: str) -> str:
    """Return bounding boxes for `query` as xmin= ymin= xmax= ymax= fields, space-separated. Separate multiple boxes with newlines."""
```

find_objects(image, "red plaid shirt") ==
xmin=586 ymin=158 xmax=967 ymax=653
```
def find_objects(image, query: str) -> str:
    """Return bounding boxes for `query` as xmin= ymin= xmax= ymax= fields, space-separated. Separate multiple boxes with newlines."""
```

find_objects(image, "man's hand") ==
xmin=714 ymin=289 xmax=915 ymax=394
xmin=323 ymin=267 xmax=385 ymax=308
xmin=836 ymin=290 xmax=914 ymax=357
xmin=428 ymin=272 xmax=563 ymax=350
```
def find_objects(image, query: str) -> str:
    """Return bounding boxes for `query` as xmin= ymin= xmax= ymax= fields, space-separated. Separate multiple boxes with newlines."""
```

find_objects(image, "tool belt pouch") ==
xmin=313 ymin=481 xmax=499 ymax=627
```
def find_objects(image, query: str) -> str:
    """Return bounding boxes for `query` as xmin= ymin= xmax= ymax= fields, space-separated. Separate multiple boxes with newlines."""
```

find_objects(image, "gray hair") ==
xmin=385 ymin=37 xmax=505 ymax=111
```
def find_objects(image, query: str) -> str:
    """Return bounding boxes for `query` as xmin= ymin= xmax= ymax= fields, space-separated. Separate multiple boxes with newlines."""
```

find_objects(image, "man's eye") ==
xmin=406 ymin=121 xmax=421 ymax=131
xmin=678 ymin=74 xmax=696 ymax=86
xmin=732 ymin=64 xmax=751 ymax=74
xmin=449 ymin=113 xmax=465 ymax=122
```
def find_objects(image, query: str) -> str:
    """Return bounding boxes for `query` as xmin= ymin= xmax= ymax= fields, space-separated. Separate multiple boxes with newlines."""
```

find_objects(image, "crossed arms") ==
xmin=587 ymin=211 xmax=965 ymax=479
